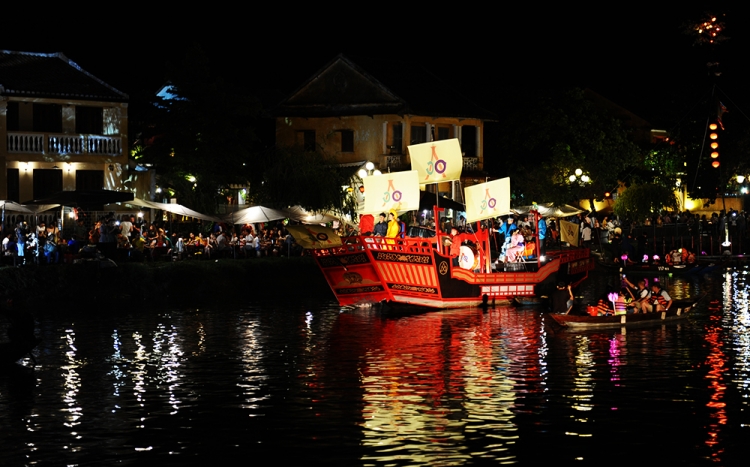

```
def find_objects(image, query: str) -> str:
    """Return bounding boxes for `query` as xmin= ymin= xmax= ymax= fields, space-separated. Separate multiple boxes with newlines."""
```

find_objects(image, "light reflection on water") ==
xmin=2 ymin=268 xmax=750 ymax=465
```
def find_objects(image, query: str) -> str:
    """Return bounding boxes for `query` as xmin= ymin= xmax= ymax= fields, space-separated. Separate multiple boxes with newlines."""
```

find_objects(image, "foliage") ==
xmin=496 ymin=88 xmax=642 ymax=208
xmin=139 ymin=44 xmax=260 ymax=214
xmin=249 ymin=146 xmax=357 ymax=214
xmin=612 ymin=184 xmax=678 ymax=222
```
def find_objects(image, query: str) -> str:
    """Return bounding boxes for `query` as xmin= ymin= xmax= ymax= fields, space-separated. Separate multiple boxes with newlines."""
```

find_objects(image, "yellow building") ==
xmin=274 ymin=55 xmax=496 ymax=194
xmin=0 ymin=50 xmax=130 ymax=203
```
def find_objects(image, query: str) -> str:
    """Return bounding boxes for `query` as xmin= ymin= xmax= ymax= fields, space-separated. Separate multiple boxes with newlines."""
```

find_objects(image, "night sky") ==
xmin=3 ymin=6 xmax=747 ymax=127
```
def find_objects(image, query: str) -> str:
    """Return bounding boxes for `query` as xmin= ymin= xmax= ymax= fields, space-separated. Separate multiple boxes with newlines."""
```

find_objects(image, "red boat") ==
xmin=309 ymin=232 xmax=592 ymax=309
xmin=298 ymin=141 xmax=594 ymax=309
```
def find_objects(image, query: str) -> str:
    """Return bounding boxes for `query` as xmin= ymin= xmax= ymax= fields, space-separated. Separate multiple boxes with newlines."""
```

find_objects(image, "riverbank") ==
xmin=0 ymin=257 xmax=334 ymax=310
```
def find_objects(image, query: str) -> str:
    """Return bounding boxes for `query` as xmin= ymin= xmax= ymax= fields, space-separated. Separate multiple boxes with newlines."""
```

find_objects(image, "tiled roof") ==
xmin=276 ymin=55 xmax=496 ymax=121
xmin=0 ymin=50 xmax=128 ymax=101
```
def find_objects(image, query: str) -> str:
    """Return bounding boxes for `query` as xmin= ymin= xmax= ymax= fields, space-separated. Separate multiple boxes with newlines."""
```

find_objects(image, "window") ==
xmin=76 ymin=170 xmax=104 ymax=191
xmin=6 ymin=102 xmax=19 ymax=131
xmin=33 ymin=104 xmax=62 ymax=133
xmin=437 ymin=126 xmax=451 ymax=140
xmin=461 ymin=125 xmax=477 ymax=157
xmin=303 ymin=130 xmax=316 ymax=152
xmin=411 ymin=125 xmax=427 ymax=144
xmin=76 ymin=106 xmax=104 ymax=135
xmin=103 ymin=108 xmax=121 ymax=135
xmin=391 ymin=123 xmax=403 ymax=154
xmin=6 ymin=169 xmax=19 ymax=202
xmin=33 ymin=169 xmax=63 ymax=200
xmin=341 ymin=130 xmax=354 ymax=152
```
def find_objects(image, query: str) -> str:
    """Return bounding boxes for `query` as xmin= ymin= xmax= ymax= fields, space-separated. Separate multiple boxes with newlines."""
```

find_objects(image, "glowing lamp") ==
xmin=365 ymin=161 xmax=375 ymax=172
xmin=621 ymin=254 xmax=628 ymax=261
xmin=569 ymin=175 xmax=577 ymax=182
xmin=712 ymin=161 xmax=720 ymax=168
xmin=711 ymin=152 xmax=719 ymax=158
xmin=373 ymin=170 xmax=382 ymax=176
xmin=359 ymin=185 xmax=365 ymax=193
xmin=709 ymin=123 xmax=718 ymax=130
xmin=604 ymin=192 xmax=611 ymax=198
xmin=653 ymin=255 xmax=660 ymax=261
xmin=358 ymin=169 xmax=368 ymax=178
xmin=575 ymin=168 xmax=583 ymax=177
xmin=710 ymin=133 xmax=718 ymax=140
xmin=581 ymin=175 xmax=590 ymax=183
xmin=737 ymin=175 xmax=745 ymax=184
xmin=642 ymin=255 xmax=649 ymax=263
xmin=711 ymin=142 xmax=719 ymax=149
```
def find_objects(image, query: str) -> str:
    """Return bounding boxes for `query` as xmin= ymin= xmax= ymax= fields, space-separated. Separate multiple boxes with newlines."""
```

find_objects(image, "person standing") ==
xmin=552 ymin=282 xmax=574 ymax=314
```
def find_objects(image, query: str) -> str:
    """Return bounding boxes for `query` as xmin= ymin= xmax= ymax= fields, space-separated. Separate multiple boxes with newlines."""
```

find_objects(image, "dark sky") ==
xmin=3 ymin=6 xmax=747 ymax=126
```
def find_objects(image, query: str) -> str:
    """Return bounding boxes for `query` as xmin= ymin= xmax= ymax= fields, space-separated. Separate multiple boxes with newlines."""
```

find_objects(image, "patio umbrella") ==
xmin=512 ymin=202 xmax=584 ymax=218
xmin=225 ymin=206 xmax=289 ymax=225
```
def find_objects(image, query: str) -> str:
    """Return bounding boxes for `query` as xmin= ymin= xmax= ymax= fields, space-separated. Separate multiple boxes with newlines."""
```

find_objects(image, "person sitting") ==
xmin=505 ymin=230 xmax=525 ymax=263
xmin=641 ymin=283 xmax=672 ymax=313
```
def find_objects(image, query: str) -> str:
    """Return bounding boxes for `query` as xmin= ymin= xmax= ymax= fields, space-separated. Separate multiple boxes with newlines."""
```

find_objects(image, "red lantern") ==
xmin=712 ymin=161 xmax=720 ymax=168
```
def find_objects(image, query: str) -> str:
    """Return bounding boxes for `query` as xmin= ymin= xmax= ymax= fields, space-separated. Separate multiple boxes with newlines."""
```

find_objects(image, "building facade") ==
xmin=274 ymin=55 xmax=495 ymax=193
xmin=0 ymin=50 xmax=129 ymax=203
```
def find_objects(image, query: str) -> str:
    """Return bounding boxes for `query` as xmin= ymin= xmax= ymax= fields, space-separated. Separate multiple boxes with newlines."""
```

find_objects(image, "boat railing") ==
xmin=310 ymin=235 xmax=436 ymax=257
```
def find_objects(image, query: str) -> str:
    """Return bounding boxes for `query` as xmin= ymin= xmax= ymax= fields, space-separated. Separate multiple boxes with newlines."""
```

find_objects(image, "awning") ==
xmin=223 ymin=206 xmax=290 ymax=224
xmin=119 ymin=199 xmax=222 ymax=223
xmin=512 ymin=202 xmax=584 ymax=218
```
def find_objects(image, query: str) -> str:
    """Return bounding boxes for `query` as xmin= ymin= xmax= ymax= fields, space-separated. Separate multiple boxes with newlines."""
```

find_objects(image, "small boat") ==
xmin=0 ymin=337 xmax=40 ymax=366
xmin=549 ymin=297 xmax=703 ymax=329
xmin=513 ymin=296 xmax=548 ymax=307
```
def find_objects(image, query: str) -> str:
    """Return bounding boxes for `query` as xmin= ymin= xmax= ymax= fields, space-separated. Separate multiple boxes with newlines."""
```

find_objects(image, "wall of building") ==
xmin=0 ymin=96 xmax=129 ymax=200
xmin=276 ymin=114 xmax=484 ymax=171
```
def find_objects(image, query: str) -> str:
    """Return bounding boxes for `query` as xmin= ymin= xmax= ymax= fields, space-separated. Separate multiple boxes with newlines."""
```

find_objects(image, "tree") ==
xmin=249 ymin=146 xmax=357 ymax=214
xmin=613 ymin=184 xmax=678 ymax=222
xmin=139 ymin=44 xmax=260 ymax=214
xmin=496 ymin=88 xmax=642 ymax=209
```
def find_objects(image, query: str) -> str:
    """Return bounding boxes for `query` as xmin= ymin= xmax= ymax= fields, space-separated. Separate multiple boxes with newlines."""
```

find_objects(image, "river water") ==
xmin=2 ymin=265 xmax=749 ymax=466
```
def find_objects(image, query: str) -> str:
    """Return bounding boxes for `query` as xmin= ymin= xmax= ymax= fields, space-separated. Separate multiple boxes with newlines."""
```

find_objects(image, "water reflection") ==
xmin=6 ymin=269 xmax=750 ymax=465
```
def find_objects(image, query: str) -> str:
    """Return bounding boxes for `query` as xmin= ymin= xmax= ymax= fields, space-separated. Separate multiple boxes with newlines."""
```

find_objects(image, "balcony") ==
xmin=463 ymin=157 xmax=480 ymax=171
xmin=7 ymin=132 xmax=123 ymax=156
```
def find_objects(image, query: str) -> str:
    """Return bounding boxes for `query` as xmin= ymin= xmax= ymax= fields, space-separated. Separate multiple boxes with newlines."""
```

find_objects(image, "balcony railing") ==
xmin=463 ymin=157 xmax=480 ymax=170
xmin=7 ymin=132 xmax=123 ymax=156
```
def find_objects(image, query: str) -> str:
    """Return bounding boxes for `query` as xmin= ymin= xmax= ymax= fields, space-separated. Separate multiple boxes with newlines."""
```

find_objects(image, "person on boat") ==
xmin=506 ymin=230 xmax=525 ymax=263
xmin=615 ymin=288 xmax=634 ymax=315
xmin=623 ymin=277 xmax=650 ymax=313
xmin=445 ymin=227 xmax=462 ymax=265
xmin=642 ymin=283 xmax=672 ymax=313
xmin=537 ymin=216 xmax=547 ymax=257
xmin=496 ymin=217 xmax=517 ymax=262
xmin=552 ymin=282 xmax=574 ymax=314
xmin=373 ymin=213 xmax=388 ymax=237
xmin=386 ymin=210 xmax=400 ymax=238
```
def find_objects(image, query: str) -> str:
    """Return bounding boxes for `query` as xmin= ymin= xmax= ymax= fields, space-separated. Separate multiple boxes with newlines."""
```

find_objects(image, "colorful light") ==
xmin=712 ymin=161 xmax=720 ymax=168
xmin=711 ymin=152 xmax=719 ymax=158
xmin=711 ymin=142 xmax=719 ymax=149
xmin=710 ymin=123 xmax=718 ymax=130
xmin=710 ymin=133 xmax=718 ymax=140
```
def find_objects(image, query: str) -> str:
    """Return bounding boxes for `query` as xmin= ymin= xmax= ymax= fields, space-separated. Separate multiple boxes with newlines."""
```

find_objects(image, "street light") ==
xmin=358 ymin=161 xmax=382 ymax=178
xmin=568 ymin=168 xmax=591 ymax=186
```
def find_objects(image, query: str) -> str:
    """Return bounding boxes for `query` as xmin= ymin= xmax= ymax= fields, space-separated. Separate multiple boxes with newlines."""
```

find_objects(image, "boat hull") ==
xmin=312 ymin=236 xmax=593 ymax=309
xmin=549 ymin=299 xmax=701 ymax=329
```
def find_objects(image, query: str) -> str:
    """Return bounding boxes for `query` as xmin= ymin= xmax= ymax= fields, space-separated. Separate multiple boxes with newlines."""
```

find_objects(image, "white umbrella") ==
xmin=513 ymin=202 xmax=584 ymax=218
xmin=0 ymin=201 xmax=34 ymax=213
xmin=225 ymin=206 xmax=289 ymax=224
xmin=120 ymin=199 xmax=222 ymax=223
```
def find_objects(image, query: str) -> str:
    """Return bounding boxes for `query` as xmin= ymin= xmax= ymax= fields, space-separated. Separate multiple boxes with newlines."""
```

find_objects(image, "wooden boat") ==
xmin=294 ymin=140 xmax=595 ymax=309
xmin=549 ymin=297 xmax=703 ymax=329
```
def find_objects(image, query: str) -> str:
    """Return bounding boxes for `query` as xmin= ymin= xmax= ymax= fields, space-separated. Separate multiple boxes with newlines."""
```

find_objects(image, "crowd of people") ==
xmin=2 ymin=213 xmax=303 ymax=265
